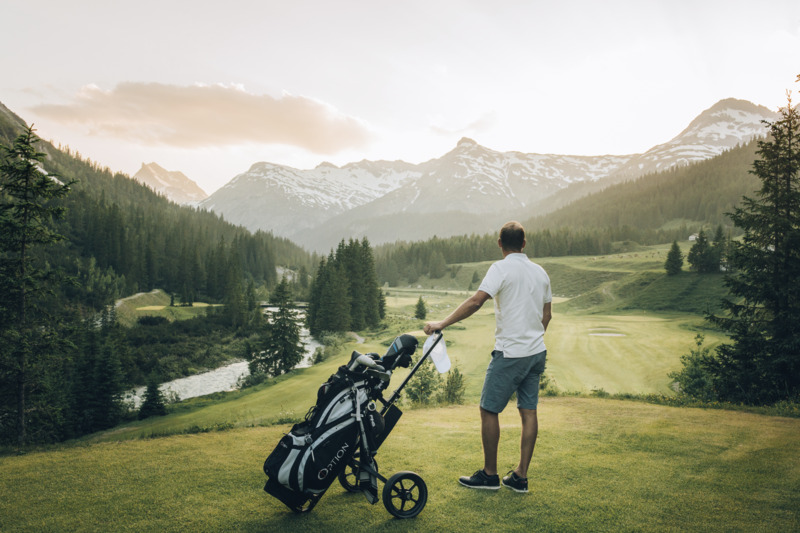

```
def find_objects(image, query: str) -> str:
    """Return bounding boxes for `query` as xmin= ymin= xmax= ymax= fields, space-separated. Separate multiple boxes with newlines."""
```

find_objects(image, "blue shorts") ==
xmin=480 ymin=350 xmax=547 ymax=413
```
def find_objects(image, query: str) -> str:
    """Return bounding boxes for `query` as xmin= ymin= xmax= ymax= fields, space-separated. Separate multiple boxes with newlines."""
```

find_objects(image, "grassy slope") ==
xmin=81 ymin=244 xmax=728 ymax=441
xmin=8 ymin=244 xmax=795 ymax=531
xmin=2 ymin=400 xmax=798 ymax=532
xmin=115 ymin=289 xmax=218 ymax=327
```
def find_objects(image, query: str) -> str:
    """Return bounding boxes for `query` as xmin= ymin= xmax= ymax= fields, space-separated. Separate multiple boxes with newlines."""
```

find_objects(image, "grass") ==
xmin=2 ymin=400 xmax=798 ymax=532
xmin=7 ymin=242 xmax=797 ymax=531
xmin=85 ymin=246 xmax=735 ymax=440
xmin=115 ymin=289 xmax=219 ymax=327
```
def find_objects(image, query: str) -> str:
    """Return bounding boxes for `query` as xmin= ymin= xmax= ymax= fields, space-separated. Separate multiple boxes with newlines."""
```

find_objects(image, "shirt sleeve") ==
xmin=543 ymin=273 xmax=552 ymax=304
xmin=478 ymin=263 xmax=502 ymax=298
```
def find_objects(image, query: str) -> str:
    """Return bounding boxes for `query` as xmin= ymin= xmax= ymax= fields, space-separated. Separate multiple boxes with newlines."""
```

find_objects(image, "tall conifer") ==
xmin=707 ymin=85 xmax=800 ymax=403
xmin=665 ymin=241 xmax=683 ymax=275
xmin=0 ymin=126 xmax=73 ymax=446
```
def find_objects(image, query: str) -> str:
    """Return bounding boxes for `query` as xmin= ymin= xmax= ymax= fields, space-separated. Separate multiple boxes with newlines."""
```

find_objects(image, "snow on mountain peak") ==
xmin=457 ymin=137 xmax=478 ymax=147
xmin=133 ymin=163 xmax=207 ymax=205
xmin=200 ymin=98 xmax=778 ymax=250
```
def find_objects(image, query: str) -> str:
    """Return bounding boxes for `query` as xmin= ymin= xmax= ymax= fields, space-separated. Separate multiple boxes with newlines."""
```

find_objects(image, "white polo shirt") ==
xmin=478 ymin=253 xmax=552 ymax=358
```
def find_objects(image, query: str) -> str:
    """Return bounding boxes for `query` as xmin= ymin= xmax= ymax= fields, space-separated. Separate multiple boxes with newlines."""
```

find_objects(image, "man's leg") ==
xmin=515 ymin=408 xmax=538 ymax=478
xmin=480 ymin=406 xmax=500 ymax=476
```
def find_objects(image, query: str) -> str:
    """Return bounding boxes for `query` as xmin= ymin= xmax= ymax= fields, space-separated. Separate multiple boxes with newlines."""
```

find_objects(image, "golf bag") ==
xmin=263 ymin=333 xmax=421 ymax=514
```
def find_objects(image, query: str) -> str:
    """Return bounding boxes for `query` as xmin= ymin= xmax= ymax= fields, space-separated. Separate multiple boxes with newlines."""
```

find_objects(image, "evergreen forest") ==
xmin=1 ymin=85 xmax=797 ymax=448
xmin=0 ymin=109 xmax=318 ymax=445
xmin=373 ymin=140 xmax=761 ymax=285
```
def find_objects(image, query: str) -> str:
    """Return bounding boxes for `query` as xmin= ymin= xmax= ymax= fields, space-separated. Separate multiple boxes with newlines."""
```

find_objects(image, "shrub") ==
xmin=437 ymin=365 xmax=466 ymax=404
xmin=404 ymin=359 xmax=442 ymax=406
xmin=669 ymin=334 xmax=717 ymax=402
xmin=138 ymin=376 xmax=168 ymax=419
xmin=137 ymin=315 xmax=169 ymax=326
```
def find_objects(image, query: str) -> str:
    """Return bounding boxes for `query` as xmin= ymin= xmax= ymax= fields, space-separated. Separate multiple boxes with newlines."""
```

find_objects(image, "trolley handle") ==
xmin=384 ymin=331 xmax=443 ymax=406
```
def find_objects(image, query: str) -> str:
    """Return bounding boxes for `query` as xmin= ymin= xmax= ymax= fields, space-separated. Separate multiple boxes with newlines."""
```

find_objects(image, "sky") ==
xmin=2 ymin=0 xmax=799 ymax=195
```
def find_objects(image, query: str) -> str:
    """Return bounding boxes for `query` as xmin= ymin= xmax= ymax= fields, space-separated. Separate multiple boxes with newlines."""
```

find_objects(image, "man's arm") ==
xmin=542 ymin=301 xmax=552 ymax=331
xmin=423 ymin=290 xmax=491 ymax=335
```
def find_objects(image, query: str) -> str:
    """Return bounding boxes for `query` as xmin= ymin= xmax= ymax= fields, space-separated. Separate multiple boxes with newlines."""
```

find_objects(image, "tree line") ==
xmin=671 ymin=87 xmax=800 ymax=405
xmin=665 ymin=226 xmax=729 ymax=276
xmin=524 ymin=139 xmax=762 ymax=235
xmin=0 ymin=110 xmax=314 ymax=308
xmin=307 ymin=239 xmax=385 ymax=336
xmin=0 ymin=125 xmax=299 ymax=446
xmin=373 ymin=138 xmax=765 ymax=287
xmin=375 ymin=226 xmax=691 ymax=285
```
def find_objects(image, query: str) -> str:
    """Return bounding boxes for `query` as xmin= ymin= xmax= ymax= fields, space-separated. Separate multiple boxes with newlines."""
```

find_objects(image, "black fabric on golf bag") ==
xmin=381 ymin=334 xmax=417 ymax=369
xmin=263 ymin=366 xmax=373 ymax=509
xmin=263 ymin=334 xmax=420 ymax=513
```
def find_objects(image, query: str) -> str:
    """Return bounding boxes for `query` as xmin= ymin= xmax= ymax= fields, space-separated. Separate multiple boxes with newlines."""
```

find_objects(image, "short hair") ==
xmin=499 ymin=221 xmax=525 ymax=251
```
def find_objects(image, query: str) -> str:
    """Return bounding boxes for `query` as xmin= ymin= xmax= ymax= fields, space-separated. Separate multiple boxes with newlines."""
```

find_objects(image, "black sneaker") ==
xmin=459 ymin=469 xmax=500 ymax=490
xmin=502 ymin=471 xmax=528 ymax=493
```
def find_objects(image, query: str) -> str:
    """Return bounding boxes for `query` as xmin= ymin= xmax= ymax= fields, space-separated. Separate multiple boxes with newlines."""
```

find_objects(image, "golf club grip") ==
xmin=385 ymin=332 xmax=443 ymax=405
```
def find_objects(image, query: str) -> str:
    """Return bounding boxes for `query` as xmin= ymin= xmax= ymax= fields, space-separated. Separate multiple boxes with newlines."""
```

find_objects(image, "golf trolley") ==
xmin=263 ymin=331 xmax=444 ymax=519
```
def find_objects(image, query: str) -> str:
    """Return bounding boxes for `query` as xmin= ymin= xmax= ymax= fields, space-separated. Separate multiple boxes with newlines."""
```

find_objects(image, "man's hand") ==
xmin=423 ymin=322 xmax=444 ymax=335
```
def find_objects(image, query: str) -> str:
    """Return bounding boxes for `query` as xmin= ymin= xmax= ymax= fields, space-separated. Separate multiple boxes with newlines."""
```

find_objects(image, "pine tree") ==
xmin=0 ymin=126 xmax=74 ymax=446
xmin=306 ymin=258 xmax=326 ymax=336
xmin=91 ymin=340 xmax=124 ymax=430
xmin=404 ymin=359 xmax=442 ymax=405
xmin=687 ymin=230 xmax=717 ymax=273
xmin=706 ymin=85 xmax=800 ymax=404
xmin=250 ymin=277 xmax=304 ymax=376
xmin=429 ymin=251 xmax=447 ymax=278
xmin=138 ymin=375 xmax=167 ymax=419
xmin=711 ymin=224 xmax=727 ymax=270
xmin=317 ymin=259 xmax=351 ymax=332
xmin=222 ymin=246 xmax=246 ymax=328
xmin=437 ymin=365 xmax=466 ymax=404
xmin=359 ymin=238 xmax=382 ymax=328
xmin=306 ymin=240 xmax=382 ymax=335
xmin=341 ymin=240 xmax=367 ymax=330
xmin=664 ymin=241 xmax=683 ymax=275
xmin=415 ymin=296 xmax=427 ymax=320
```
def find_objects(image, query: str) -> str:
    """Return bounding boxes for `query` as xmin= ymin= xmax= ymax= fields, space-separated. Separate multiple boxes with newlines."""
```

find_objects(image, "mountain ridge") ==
xmin=201 ymin=98 xmax=776 ymax=251
xmin=132 ymin=162 xmax=208 ymax=205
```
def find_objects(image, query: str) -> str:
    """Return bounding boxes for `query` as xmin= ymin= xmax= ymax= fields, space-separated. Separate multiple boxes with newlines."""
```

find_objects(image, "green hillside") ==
xmin=374 ymin=139 xmax=760 ymax=286
xmin=2 ymin=401 xmax=798 ymax=532
xmin=4 ymin=244 xmax=798 ymax=531
xmin=69 ymin=243 xmax=728 ymax=445
xmin=525 ymin=140 xmax=761 ymax=234
xmin=0 ymin=105 xmax=313 ymax=303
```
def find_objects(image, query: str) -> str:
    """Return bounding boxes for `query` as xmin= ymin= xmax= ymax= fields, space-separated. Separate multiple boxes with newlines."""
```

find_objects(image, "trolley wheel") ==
xmin=382 ymin=471 xmax=427 ymax=519
xmin=338 ymin=459 xmax=378 ymax=493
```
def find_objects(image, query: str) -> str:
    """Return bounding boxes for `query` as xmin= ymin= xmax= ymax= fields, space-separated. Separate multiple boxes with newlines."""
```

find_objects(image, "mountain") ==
xmin=619 ymin=98 xmax=774 ymax=175
xmin=524 ymin=137 xmax=763 ymax=235
xmin=0 ymin=101 xmax=29 ymax=143
xmin=132 ymin=162 xmax=208 ymax=205
xmin=201 ymin=98 xmax=778 ymax=251
xmin=525 ymin=98 xmax=778 ymax=215
xmin=0 ymin=101 xmax=312 ymax=299
xmin=200 ymin=160 xmax=421 ymax=238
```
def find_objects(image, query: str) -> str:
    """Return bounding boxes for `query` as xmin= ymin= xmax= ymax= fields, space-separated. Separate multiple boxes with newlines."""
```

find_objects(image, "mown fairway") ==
xmin=2 ymin=400 xmax=798 ymax=532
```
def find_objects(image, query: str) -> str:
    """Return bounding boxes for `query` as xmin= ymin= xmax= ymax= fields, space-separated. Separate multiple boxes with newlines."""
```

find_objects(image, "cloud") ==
xmin=31 ymin=82 xmax=372 ymax=153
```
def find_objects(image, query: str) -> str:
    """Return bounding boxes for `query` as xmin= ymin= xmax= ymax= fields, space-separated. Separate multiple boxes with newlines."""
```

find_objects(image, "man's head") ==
xmin=499 ymin=221 xmax=525 ymax=253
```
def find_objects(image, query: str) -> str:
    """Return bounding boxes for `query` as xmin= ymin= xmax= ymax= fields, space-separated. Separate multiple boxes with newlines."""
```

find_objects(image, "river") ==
xmin=124 ymin=310 xmax=322 ymax=409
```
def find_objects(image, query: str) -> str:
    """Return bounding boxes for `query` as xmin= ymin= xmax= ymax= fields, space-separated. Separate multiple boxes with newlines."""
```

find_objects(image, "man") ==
xmin=423 ymin=221 xmax=551 ymax=493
